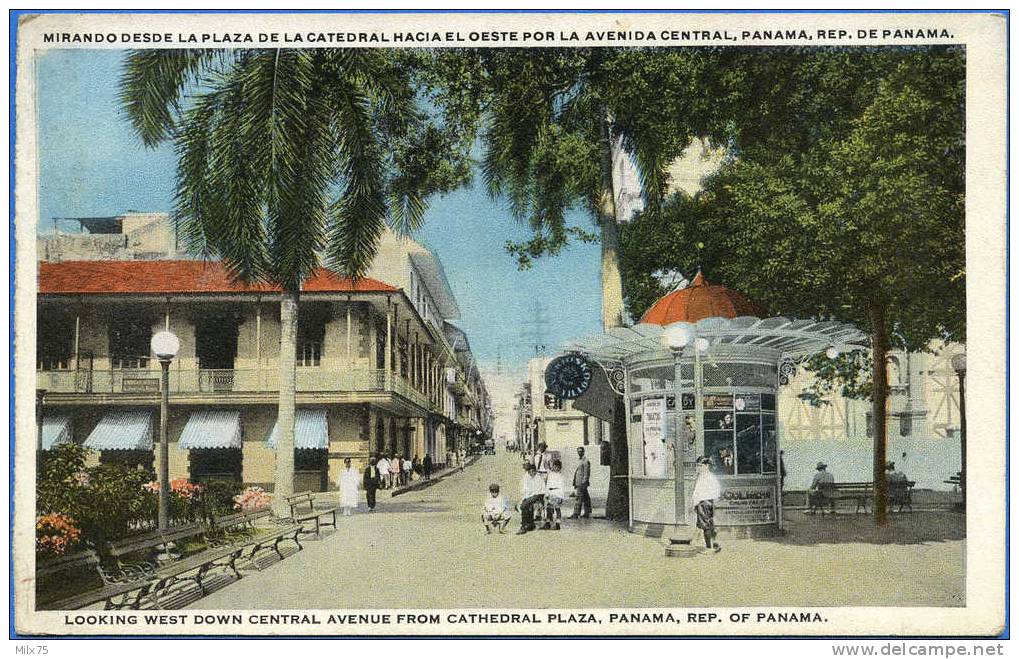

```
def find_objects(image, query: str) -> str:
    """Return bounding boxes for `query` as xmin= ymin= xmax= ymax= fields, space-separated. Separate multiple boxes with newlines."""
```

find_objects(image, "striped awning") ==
xmin=267 ymin=408 xmax=328 ymax=450
xmin=41 ymin=414 xmax=72 ymax=450
xmin=178 ymin=410 xmax=242 ymax=451
xmin=84 ymin=409 xmax=153 ymax=451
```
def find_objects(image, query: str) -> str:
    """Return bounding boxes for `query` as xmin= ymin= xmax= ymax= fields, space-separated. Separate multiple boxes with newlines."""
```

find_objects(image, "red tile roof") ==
xmin=39 ymin=260 xmax=399 ymax=295
xmin=640 ymin=271 xmax=766 ymax=325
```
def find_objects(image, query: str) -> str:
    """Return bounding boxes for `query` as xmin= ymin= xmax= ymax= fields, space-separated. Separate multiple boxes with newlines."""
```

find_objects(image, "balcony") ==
xmin=37 ymin=367 xmax=433 ymax=412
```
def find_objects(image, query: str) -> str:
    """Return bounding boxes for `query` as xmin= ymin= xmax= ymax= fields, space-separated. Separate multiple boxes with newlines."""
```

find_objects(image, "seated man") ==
xmin=482 ymin=483 xmax=511 ymax=534
xmin=516 ymin=463 xmax=545 ymax=535
xmin=887 ymin=461 xmax=911 ymax=511
xmin=807 ymin=462 xmax=836 ymax=514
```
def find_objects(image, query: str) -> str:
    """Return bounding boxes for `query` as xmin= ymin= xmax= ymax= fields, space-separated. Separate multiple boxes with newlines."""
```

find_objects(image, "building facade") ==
xmin=36 ymin=224 xmax=491 ymax=492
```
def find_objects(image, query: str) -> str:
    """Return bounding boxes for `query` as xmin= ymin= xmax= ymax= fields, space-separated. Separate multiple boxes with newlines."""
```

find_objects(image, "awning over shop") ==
xmin=84 ymin=409 xmax=153 ymax=451
xmin=267 ymin=408 xmax=328 ymax=450
xmin=178 ymin=410 xmax=242 ymax=451
xmin=41 ymin=414 xmax=72 ymax=450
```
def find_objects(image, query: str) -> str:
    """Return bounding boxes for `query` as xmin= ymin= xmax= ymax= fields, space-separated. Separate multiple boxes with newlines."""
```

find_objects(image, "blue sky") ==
xmin=35 ymin=49 xmax=603 ymax=373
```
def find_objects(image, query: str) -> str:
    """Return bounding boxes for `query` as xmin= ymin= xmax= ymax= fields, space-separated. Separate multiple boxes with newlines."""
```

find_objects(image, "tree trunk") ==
xmin=869 ymin=299 xmax=889 ymax=526
xmin=598 ymin=109 xmax=630 ymax=522
xmin=273 ymin=288 xmax=298 ymax=516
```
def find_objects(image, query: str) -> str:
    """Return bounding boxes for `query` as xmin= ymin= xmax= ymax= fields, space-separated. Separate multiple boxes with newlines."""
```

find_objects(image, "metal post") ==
xmin=957 ymin=369 xmax=966 ymax=509
xmin=158 ymin=358 xmax=171 ymax=533
xmin=36 ymin=390 xmax=46 ymax=453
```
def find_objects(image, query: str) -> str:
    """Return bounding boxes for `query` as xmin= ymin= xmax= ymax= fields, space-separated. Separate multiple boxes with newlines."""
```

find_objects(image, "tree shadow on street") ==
xmin=760 ymin=510 xmax=966 ymax=546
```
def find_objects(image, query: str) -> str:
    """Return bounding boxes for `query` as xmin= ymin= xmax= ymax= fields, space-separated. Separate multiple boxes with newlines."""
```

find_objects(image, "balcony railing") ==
xmin=37 ymin=367 xmax=432 ymax=410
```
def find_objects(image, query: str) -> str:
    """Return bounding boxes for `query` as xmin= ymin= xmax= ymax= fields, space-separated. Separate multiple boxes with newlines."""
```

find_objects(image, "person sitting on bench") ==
xmin=807 ymin=462 xmax=836 ymax=514
xmin=887 ymin=461 xmax=910 ymax=509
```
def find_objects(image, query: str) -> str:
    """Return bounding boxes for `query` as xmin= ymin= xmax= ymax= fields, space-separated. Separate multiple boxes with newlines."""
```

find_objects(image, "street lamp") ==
xmin=950 ymin=351 xmax=966 ymax=510
xmin=151 ymin=330 xmax=180 ymax=537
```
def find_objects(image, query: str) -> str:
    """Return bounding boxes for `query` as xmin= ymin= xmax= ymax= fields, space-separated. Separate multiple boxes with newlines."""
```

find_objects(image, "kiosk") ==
xmin=567 ymin=273 xmax=866 ymax=538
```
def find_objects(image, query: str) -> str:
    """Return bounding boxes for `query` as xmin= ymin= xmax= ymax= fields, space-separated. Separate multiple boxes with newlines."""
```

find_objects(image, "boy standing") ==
xmin=691 ymin=456 xmax=722 ymax=553
xmin=482 ymin=484 xmax=511 ymax=534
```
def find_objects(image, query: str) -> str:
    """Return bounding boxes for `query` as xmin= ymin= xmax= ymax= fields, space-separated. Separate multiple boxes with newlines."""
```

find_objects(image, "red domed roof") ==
xmin=639 ymin=272 xmax=766 ymax=325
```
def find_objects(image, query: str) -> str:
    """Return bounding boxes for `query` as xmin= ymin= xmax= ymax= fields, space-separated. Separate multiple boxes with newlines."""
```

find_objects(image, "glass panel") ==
xmin=629 ymin=366 xmax=674 ymax=394
xmin=704 ymin=431 xmax=734 ymax=475
xmin=702 ymin=362 xmax=777 ymax=388
xmin=736 ymin=413 xmax=762 ymax=474
xmin=705 ymin=411 xmax=734 ymax=432
xmin=761 ymin=393 xmax=776 ymax=411
xmin=762 ymin=414 xmax=778 ymax=473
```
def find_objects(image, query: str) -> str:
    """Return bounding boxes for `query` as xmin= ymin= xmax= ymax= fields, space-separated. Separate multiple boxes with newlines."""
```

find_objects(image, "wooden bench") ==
xmin=212 ymin=509 xmax=304 ymax=568
xmin=284 ymin=491 xmax=338 ymax=538
xmin=100 ymin=522 xmax=243 ymax=609
xmin=808 ymin=481 xmax=915 ymax=515
xmin=38 ymin=549 xmax=148 ymax=611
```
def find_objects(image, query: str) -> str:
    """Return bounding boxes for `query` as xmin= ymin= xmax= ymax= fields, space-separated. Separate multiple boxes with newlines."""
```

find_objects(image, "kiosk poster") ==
xmin=10 ymin=9 xmax=1006 ymax=643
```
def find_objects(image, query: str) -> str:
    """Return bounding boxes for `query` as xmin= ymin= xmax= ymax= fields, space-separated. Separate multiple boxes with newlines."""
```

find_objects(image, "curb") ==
xmin=389 ymin=455 xmax=481 ymax=497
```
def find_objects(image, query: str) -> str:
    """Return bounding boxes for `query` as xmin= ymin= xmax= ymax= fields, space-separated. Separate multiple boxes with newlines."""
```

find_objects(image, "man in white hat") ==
xmin=807 ymin=461 xmax=836 ymax=514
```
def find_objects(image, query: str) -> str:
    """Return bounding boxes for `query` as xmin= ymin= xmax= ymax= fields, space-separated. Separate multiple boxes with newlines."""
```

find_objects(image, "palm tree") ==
xmin=468 ymin=48 xmax=709 ymax=518
xmin=121 ymin=48 xmax=468 ymax=514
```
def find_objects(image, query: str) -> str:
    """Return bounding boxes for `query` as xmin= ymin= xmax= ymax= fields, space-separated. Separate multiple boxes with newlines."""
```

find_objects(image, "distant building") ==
xmin=38 ymin=212 xmax=182 ymax=262
xmin=36 ymin=218 xmax=491 ymax=491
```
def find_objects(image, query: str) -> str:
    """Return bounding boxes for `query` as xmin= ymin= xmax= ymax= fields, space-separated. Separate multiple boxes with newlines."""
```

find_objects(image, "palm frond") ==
xmin=120 ymin=49 xmax=222 ymax=147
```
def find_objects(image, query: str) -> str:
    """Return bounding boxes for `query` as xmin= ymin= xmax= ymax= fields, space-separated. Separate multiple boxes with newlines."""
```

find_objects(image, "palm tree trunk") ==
xmin=598 ymin=109 xmax=630 ymax=522
xmin=869 ymin=299 xmax=889 ymax=526
xmin=273 ymin=288 xmax=298 ymax=516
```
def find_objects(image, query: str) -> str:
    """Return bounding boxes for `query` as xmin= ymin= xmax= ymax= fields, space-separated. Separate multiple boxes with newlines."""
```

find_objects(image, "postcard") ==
xmin=11 ymin=10 xmax=1007 ymax=638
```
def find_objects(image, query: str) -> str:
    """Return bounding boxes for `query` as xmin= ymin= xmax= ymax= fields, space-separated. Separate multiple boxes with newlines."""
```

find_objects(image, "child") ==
xmin=544 ymin=459 xmax=566 ymax=530
xmin=691 ymin=456 xmax=722 ymax=553
xmin=482 ymin=484 xmax=511 ymax=534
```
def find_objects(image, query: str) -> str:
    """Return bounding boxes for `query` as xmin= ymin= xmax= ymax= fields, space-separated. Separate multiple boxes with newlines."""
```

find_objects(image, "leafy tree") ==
xmin=421 ymin=47 xmax=718 ymax=519
xmin=621 ymin=47 xmax=965 ymax=524
xmin=120 ymin=49 xmax=470 ymax=512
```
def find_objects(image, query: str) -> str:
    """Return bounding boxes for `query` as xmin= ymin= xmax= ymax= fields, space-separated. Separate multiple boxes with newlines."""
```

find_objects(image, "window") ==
xmin=110 ymin=311 xmax=152 ymax=369
xmin=297 ymin=303 xmax=328 ymax=367
xmin=702 ymin=393 xmax=777 ymax=476
xmin=298 ymin=341 xmax=321 ymax=367
xmin=38 ymin=313 xmax=73 ymax=370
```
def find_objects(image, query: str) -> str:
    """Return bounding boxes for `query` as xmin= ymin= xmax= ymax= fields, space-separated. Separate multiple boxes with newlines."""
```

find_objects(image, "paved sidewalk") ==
xmin=190 ymin=451 xmax=964 ymax=609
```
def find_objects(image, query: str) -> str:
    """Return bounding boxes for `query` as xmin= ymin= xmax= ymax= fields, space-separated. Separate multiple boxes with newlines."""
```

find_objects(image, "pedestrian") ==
xmin=533 ymin=442 xmax=549 ymax=479
xmin=482 ymin=483 xmax=511 ymax=534
xmin=423 ymin=453 xmax=433 ymax=480
xmin=339 ymin=458 xmax=360 ymax=516
xmin=390 ymin=454 xmax=402 ymax=488
xmin=363 ymin=454 xmax=381 ymax=512
xmin=516 ymin=462 xmax=545 ymax=535
xmin=412 ymin=454 xmax=421 ymax=478
xmin=691 ymin=456 xmax=722 ymax=553
xmin=569 ymin=446 xmax=592 ymax=519
xmin=403 ymin=454 xmax=413 ymax=484
xmin=807 ymin=461 xmax=835 ymax=514
xmin=376 ymin=454 xmax=391 ymax=490
xmin=544 ymin=459 xmax=565 ymax=530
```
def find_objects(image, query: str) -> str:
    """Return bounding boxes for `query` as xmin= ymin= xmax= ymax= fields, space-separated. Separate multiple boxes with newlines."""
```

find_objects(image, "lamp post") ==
xmin=663 ymin=325 xmax=693 ymax=524
xmin=151 ymin=330 xmax=180 ymax=535
xmin=950 ymin=352 xmax=966 ymax=510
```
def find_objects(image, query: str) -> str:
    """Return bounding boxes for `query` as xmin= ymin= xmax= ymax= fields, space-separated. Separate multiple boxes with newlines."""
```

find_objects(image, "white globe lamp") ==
xmin=151 ymin=330 xmax=180 ymax=361
xmin=662 ymin=324 xmax=693 ymax=350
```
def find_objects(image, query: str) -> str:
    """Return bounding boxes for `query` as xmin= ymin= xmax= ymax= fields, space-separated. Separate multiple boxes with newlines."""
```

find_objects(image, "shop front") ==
xmin=566 ymin=273 xmax=865 ymax=538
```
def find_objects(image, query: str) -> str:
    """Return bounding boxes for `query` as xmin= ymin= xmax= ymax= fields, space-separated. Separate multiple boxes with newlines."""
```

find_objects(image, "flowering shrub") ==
xmin=36 ymin=513 xmax=81 ymax=556
xmin=233 ymin=486 xmax=272 ymax=512
xmin=142 ymin=478 xmax=206 ymax=522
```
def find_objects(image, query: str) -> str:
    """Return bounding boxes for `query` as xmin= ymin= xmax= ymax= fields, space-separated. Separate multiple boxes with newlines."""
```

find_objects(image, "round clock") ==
xmin=545 ymin=354 xmax=594 ymax=400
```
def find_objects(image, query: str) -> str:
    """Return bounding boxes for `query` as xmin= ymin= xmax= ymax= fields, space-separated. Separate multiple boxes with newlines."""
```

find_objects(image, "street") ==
xmin=189 ymin=450 xmax=965 ymax=609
